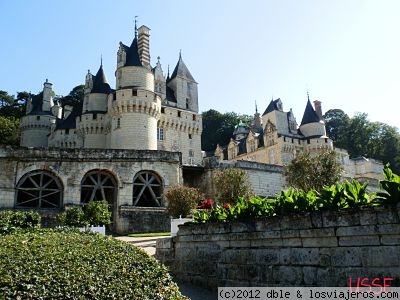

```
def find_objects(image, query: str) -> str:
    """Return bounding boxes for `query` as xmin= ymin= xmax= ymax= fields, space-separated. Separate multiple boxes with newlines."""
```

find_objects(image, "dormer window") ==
xmin=132 ymin=89 xmax=138 ymax=96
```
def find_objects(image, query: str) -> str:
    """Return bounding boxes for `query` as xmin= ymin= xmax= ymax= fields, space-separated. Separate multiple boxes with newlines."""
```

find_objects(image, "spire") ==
xmin=91 ymin=63 xmax=111 ymax=94
xmin=134 ymin=16 xmax=138 ymax=38
xmin=170 ymin=51 xmax=196 ymax=82
xmin=166 ymin=64 xmax=170 ymax=81
xmin=300 ymin=95 xmax=321 ymax=125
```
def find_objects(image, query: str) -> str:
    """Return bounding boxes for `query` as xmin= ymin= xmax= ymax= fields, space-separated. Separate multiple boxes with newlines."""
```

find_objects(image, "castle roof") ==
xmin=166 ymin=86 xmax=177 ymax=103
xmin=170 ymin=53 xmax=196 ymax=82
xmin=300 ymin=99 xmax=321 ymax=125
xmin=91 ymin=64 xmax=111 ymax=94
xmin=27 ymin=92 xmax=52 ymax=116
xmin=123 ymin=37 xmax=142 ymax=67
xmin=262 ymin=98 xmax=281 ymax=116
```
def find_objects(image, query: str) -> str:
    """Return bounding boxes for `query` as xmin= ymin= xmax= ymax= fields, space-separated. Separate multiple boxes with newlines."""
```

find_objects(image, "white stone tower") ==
xmin=110 ymin=24 xmax=161 ymax=150
xmin=77 ymin=63 xmax=111 ymax=148
xmin=20 ymin=80 xmax=56 ymax=148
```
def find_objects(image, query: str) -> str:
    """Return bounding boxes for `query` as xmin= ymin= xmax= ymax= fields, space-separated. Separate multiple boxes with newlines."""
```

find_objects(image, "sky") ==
xmin=1 ymin=0 xmax=399 ymax=129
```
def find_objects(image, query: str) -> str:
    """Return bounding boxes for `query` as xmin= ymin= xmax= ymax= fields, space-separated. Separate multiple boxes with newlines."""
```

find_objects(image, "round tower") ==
xmin=110 ymin=25 xmax=161 ymax=150
xmin=20 ymin=80 xmax=56 ymax=148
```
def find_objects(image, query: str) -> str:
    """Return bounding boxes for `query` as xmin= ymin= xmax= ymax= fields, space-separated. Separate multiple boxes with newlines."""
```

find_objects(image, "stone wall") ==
xmin=156 ymin=206 xmax=400 ymax=288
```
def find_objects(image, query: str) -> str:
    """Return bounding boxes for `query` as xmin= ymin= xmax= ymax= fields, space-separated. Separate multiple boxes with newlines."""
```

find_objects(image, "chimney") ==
xmin=42 ymin=79 xmax=53 ymax=111
xmin=137 ymin=25 xmax=151 ymax=69
xmin=313 ymin=100 xmax=323 ymax=120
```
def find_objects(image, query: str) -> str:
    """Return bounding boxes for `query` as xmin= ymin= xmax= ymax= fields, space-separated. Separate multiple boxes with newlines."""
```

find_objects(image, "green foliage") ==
xmin=84 ymin=200 xmax=112 ymax=226
xmin=201 ymin=109 xmax=252 ymax=152
xmin=56 ymin=85 xmax=84 ymax=109
xmin=0 ymin=116 xmax=20 ymax=145
xmin=0 ymin=229 xmax=186 ymax=299
xmin=375 ymin=164 xmax=400 ymax=205
xmin=0 ymin=210 xmax=41 ymax=235
xmin=274 ymin=188 xmax=318 ymax=215
xmin=213 ymin=168 xmax=252 ymax=204
xmin=283 ymin=150 xmax=343 ymax=192
xmin=165 ymin=185 xmax=204 ymax=218
xmin=57 ymin=201 xmax=111 ymax=227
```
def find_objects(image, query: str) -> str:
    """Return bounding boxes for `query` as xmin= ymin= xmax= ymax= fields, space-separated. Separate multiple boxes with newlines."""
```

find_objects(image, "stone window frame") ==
xmin=80 ymin=170 xmax=117 ymax=205
xmin=15 ymin=170 xmax=63 ymax=209
xmin=132 ymin=171 xmax=163 ymax=207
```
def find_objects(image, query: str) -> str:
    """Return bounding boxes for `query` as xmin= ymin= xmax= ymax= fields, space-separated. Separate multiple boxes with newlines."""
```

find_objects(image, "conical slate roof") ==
xmin=91 ymin=64 xmax=111 ymax=94
xmin=262 ymin=98 xmax=281 ymax=116
xmin=170 ymin=53 xmax=195 ymax=82
xmin=124 ymin=37 xmax=142 ymax=67
xmin=300 ymin=99 xmax=321 ymax=125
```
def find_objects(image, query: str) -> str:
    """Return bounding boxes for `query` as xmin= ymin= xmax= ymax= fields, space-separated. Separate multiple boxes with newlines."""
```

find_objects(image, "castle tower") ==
xmin=167 ymin=52 xmax=198 ymax=112
xmin=153 ymin=56 xmax=166 ymax=100
xmin=137 ymin=25 xmax=151 ymax=69
xmin=299 ymin=95 xmax=326 ymax=138
xmin=20 ymin=80 xmax=56 ymax=148
xmin=111 ymin=24 xmax=161 ymax=150
xmin=78 ymin=62 xmax=111 ymax=148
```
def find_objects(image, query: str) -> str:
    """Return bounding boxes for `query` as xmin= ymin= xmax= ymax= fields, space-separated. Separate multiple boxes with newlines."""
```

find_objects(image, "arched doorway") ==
xmin=132 ymin=171 xmax=163 ymax=207
xmin=16 ymin=170 xmax=63 ymax=209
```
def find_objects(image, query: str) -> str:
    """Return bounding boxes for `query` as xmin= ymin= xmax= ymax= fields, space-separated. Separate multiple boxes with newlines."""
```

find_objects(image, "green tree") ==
xmin=283 ymin=150 xmax=343 ymax=192
xmin=213 ymin=168 xmax=252 ymax=204
xmin=0 ymin=116 xmax=20 ymax=145
xmin=57 ymin=85 xmax=84 ymax=109
xmin=323 ymin=109 xmax=349 ymax=149
xmin=201 ymin=109 xmax=252 ymax=152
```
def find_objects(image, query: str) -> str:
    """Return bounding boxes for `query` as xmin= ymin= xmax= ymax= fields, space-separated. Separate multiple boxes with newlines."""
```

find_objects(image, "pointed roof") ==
xmin=300 ymin=99 xmax=321 ymax=125
xmin=262 ymin=98 xmax=281 ymax=116
xmin=124 ymin=37 xmax=142 ymax=67
xmin=91 ymin=64 xmax=111 ymax=94
xmin=170 ymin=52 xmax=196 ymax=82
xmin=27 ymin=92 xmax=52 ymax=116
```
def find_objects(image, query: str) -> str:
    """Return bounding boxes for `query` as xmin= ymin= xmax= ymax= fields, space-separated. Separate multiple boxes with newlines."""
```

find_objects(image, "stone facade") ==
xmin=0 ymin=146 xmax=182 ymax=234
xmin=156 ymin=206 xmax=400 ymax=288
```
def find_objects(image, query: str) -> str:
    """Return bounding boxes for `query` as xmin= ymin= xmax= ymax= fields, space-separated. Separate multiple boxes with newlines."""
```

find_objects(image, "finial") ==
xmin=255 ymin=100 xmax=258 ymax=113
xmin=157 ymin=56 xmax=160 ymax=63
xmin=87 ymin=69 xmax=90 ymax=74
xmin=134 ymin=16 xmax=138 ymax=38
xmin=46 ymin=78 xmax=48 ymax=83
xmin=179 ymin=49 xmax=182 ymax=59
xmin=307 ymin=90 xmax=310 ymax=101
xmin=167 ymin=64 xmax=170 ymax=77
xmin=100 ymin=55 xmax=103 ymax=67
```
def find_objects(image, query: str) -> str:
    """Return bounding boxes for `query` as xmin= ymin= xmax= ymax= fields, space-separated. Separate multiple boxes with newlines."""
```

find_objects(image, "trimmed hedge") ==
xmin=0 ymin=229 xmax=187 ymax=299
xmin=0 ymin=210 xmax=40 ymax=235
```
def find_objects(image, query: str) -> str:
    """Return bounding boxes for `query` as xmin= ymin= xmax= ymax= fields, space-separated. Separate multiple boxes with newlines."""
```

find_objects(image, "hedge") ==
xmin=0 ymin=229 xmax=186 ymax=299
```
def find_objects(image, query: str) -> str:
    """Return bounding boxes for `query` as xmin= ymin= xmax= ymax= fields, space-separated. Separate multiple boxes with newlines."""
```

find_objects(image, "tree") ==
xmin=201 ymin=109 xmax=252 ymax=152
xmin=213 ymin=168 xmax=252 ymax=204
xmin=283 ymin=150 xmax=343 ymax=192
xmin=0 ymin=116 xmax=20 ymax=146
xmin=57 ymin=85 xmax=84 ymax=109
xmin=323 ymin=109 xmax=349 ymax=149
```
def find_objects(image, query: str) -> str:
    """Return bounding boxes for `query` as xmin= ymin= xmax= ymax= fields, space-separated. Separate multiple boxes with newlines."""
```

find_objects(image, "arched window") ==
xmin=81 ymin=170 xmax=117 ymax=205
xmin=16 ymin=170 xmax=63 ymax=209
xmin=132 ymin=171 xmax=163 ymax=207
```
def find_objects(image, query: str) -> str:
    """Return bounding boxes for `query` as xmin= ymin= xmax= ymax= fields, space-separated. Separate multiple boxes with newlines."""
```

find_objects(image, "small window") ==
xmin=161 ymin=107 xmax=165 ymax=114
xmin=113 ymin=93 xmax=116 ymax=100
xmin=157 ymin=128 xmax=164 ymax=140
xmin=192 ymin=114 xmax=196 ymax=121
xmin=186 ymin=98 xmax=189 ymax=109
xmin=117 ymin=118 xmax=121 ymax=128
xmin=178 ymin=111 xmax=181 ymax=117
xmin=325 ymin=138 xmax=328 ymax=143
xmin=132 ymin=89 xmax=138 ymax=96
xmin=189 ymin=149 xmax=194 ymax=157
xmin=93 ymin=113 xmax=97 ymax=120
xmin=65 ymin=129 xmax=69 ymax=135
xmin=188 ymin=134 xmax=192 ymax=139
xmin=36 ymin=116 xmax=40 ymax=121
xmin=307 ymin=139 xmax=310 ymax=144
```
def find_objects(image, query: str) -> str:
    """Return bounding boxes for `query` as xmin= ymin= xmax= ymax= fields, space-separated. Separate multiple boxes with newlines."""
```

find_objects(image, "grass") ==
xmin=127 ymin=232 xmax=171 ymax=237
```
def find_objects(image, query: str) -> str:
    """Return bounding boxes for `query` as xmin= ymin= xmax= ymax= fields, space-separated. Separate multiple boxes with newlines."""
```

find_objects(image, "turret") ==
xmin=153 ymin=56 xmax=166 ymax=100
xmin=299 ymin=95 xmax=327 ymax=138
xmin=42 ymin=79 xmax=54 ymax=112
xmin=110 ymin=23 xmax=161 ymax=150
xmin=167 ymin=52 xmax=198 ymax=112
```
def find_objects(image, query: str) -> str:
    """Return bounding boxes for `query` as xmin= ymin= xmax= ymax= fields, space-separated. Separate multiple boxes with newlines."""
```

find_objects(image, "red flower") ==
xmin=200 ymin=199 xmax=214 ymax=209
xmin=223 ymin=203 xmax=231 ymax=209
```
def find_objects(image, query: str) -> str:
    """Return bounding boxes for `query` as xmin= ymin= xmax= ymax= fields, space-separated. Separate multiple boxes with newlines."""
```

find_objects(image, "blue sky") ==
xmin=1 ymin=0 xmax=399 ymax=129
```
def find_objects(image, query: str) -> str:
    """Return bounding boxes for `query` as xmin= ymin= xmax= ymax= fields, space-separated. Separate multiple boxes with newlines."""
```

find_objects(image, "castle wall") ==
xmin=116 ymin=66 xmax=154 ymax=90
xmin=0 ymin=146 xmax=182 ymax=234
xmin=157 ymin=206 xmax=400 ymax=288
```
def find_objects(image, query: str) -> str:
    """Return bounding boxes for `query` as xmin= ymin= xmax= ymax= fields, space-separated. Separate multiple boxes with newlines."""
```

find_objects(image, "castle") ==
xmin=0 ymin=22 xmax=383 ymax=234
xmin=19 ymin=24 xmax=202 ymax=166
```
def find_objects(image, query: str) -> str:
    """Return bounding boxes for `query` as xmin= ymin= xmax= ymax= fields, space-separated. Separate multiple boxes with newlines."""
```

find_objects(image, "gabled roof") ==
xmin=91 ymin=65 xmax=111 ymax=94
xmin=300 ymin=99 xmax=321 ymax=125
xmin=169 ymin=53 xmax=196 ymax=82
xmin=124 ymin=37 xmax=142 ymax=67
xmin=262 ymin=98 xmax=281 ymax=116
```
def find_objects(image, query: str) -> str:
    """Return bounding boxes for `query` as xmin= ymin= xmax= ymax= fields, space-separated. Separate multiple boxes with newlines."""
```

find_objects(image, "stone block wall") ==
xmin=156 ymin=206 xmax=400 ymax=288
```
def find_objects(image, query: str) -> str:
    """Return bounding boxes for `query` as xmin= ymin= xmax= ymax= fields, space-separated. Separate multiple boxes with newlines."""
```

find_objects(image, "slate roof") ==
xmin=91 ymin=65 xmax=111 ymax=94
xmin=27 ymin=92 xmax=52 ymax=116
xmin=262 ymin=98 xmax=281 ymax=116
xmin=169 ymin=53 xmax=196 ymax=82
xmin=300 ymin=99 xmax=321 ymax=125
xmin=123 ymin=37 xmax=142 ymax=67
xmin=166 ymin=86 xmax=177 ymax=103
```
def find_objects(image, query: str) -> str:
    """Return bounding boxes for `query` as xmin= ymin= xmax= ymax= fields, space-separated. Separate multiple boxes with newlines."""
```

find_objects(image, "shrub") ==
xmin=213 ymin=168 xmax=252 ymax=204
xmin=376 ymin=164 xmax=400 ymax=205
xmin=84 ymin=200 xmax=112 ymax=226
xmin=165 ymin=185 xmax=204 ymax=218
xmin=58 ymin=200 xmax=112 ymax=227
xmin=0 ymin=210 xmax=41 ymax=235
xmin=0 ymin=229 xmax=186 ymax=299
